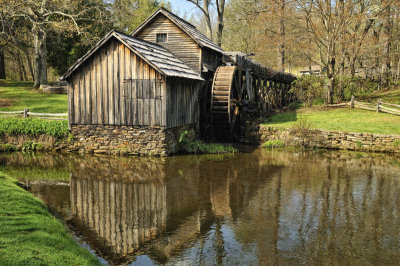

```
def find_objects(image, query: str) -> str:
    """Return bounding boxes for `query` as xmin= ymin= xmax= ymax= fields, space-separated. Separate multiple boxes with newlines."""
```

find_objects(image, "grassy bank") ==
xmin=0 ymin=172 xmax=100 ymax=265
xmin=0 ymin=80 xmax=68 ymax=113
xmin=264 ymin=107 xmax=400 ymax=135
xmin=178 ymin=129 xmax=236 ymax=154
xmin=0 ymin=118 xmax=69 ymax=138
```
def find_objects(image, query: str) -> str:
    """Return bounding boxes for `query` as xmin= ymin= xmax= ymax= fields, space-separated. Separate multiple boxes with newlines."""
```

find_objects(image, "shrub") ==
xmin=335 ymin=76 xmax=379 ymax=101
xmin=178 ymin=129 xmax=236 ymax=154
xmin=22 ymin=141 xmax=39 ymax=153
xmin=290 ymin=75 xmax=325 ymax=107
xmin=356 ymin=141 xmax=363 ymax=149
xmin=0 ymin=118 xmax=69 ymax=138
xmin=291 ymin=75 xmax=381 ymax=105
xmin=393 ymin=140 xmax=400 ymax=148
xmin=292 ymin=118 xmax=313 ymax=148
xmin=0 ymin=144 xmax=18 ymax=152
xmin=262 ymin=140 xmax=285 ymax=149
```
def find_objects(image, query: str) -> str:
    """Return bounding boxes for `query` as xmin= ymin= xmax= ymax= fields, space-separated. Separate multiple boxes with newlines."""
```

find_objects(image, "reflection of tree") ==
xmin=240 ymin=150 xmax=400 ymax=264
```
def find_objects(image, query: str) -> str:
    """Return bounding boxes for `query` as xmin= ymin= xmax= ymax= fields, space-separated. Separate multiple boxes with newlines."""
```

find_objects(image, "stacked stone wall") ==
xmin=0 ymin=124 xmax=195 ymax=156
xmin=242 ymin=121 xmax=400 ymax=153
xmin=69 ymin=124 xmax=195 ymax=156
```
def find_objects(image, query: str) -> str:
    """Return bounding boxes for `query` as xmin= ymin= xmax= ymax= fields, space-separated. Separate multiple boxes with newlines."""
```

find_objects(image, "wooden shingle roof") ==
xmin=131 ymin=8 xmax=224 ymax=54
xmin=62 ymin=30 xmax=204 ymax=81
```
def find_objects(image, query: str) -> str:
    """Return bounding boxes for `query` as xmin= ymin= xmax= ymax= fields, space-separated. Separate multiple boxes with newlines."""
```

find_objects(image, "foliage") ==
xmin=22 ymin=140 xmax=39 ymax=153
xmin=291 ymin=75 xmax=385 ymax=105
xmin=113 ymin=0 xmax=170 ymax=33
xmin=178 ymin=129 xmax=236 ymax=154
xmin=262 ymin=140 xmax=285 ymax=149
xmin=290 ymin=75 xmax=325 ymax=106
xmin=292 ymin=118 xmax=313 ymax=148
xmin=0 ymin=118 xmax=69 ymax=139
xmin=356 ymin=141 xmax=363 ymax=149
xmin=0 ymin=172 xmax=100 ymax=265
xmin=264 ymin=107 xmax=400 ymax=135
xmin=393 ymin=140 xmax=400 ymax=147
xmin=336 ymin=76 xmax=380 ymax=101
xmin=0 ymin=80 xmax=68 ymax=113
xmin=0 ymin=144 xmax=17 ymax=152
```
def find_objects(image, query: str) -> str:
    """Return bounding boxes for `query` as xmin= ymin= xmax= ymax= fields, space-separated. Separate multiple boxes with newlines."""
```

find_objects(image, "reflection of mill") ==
xmin=69 ymin=153 xmax=276 ymax=264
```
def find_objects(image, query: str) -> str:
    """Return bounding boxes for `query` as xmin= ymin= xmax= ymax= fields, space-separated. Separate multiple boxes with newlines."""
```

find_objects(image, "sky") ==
xmin=168 ymin=0 xmax=199 ymax=16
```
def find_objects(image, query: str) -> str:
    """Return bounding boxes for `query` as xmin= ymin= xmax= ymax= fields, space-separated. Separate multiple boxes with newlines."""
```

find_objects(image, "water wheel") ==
xmin=211 ymin=66 xmax=244 ymax=141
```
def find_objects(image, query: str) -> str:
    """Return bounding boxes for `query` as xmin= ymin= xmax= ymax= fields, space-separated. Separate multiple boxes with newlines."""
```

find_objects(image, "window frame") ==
xmin=156 ymin=33 xmax=168 ymax=43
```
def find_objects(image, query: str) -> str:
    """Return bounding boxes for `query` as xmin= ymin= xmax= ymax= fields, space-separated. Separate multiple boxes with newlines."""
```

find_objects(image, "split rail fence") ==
xmin=0 ymin=108 xmax=68 ymax=120
xmin=326 ymin=96 xmax=400 ymax=116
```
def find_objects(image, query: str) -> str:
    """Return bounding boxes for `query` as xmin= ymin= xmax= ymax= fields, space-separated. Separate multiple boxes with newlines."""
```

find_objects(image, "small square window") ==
xmin=156 ymin=33 xmax=167 ymax=43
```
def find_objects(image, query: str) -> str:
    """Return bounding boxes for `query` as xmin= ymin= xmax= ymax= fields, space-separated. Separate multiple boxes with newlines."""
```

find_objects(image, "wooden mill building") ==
xmin=63 ymin=8 xmax=295 ymax=156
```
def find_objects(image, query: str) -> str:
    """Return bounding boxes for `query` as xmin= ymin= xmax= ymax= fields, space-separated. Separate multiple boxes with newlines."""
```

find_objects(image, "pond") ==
xmin=1 ymin=149 xmax=400 ymax=265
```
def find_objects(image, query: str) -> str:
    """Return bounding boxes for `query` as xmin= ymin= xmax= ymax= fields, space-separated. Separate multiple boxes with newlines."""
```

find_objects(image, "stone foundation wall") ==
xmin=242 ymin=122 xmax=400 ymax=153
xmin=68 ymin=124 xmax=195 ymax=156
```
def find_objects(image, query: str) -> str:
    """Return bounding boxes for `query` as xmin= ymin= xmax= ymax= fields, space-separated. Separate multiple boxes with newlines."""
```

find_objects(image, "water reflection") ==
xmin=2 ymin=150 xmax=400 ymax=265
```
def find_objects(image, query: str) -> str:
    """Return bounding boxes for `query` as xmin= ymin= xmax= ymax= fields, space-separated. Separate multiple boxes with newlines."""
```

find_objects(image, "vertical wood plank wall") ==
xmin=69 ymin=39 xmax=166 ymax=127
xmin=166 ymin=78 xmax=199 ymax=128
xmin=135 ymin=14 xmax=201 ymax=74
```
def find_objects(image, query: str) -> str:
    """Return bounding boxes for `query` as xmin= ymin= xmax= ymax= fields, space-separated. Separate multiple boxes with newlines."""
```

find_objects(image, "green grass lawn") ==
xmin=0 ymin=172 xmax=100 ymax=265
xmin=264 ymin=107 xmax=400 ymax=135
xmin=0 ymin=80 xmax=68 ymax=113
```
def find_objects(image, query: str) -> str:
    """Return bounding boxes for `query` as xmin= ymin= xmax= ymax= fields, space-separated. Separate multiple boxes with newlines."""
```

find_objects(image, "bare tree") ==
xmin=187 ymin=0 xmax=213 ymax=40
xmin=187 ymin=0 xmax=226 ymax=46
xmin=1 ymin=0 xmax=109 ymax=88
xmin=216 ymin=0 xmax=226 ymax=47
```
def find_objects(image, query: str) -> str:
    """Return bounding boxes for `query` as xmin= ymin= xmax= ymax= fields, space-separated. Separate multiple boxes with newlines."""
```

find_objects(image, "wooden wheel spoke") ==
xmin=211 ymin=66 xmax=241 ymax=141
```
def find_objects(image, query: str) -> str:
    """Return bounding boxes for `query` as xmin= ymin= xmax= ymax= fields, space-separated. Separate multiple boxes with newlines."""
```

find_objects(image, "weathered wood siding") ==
xmin=166 ymin=78 xmax=200 ymax=128
xmin=201 ymin=47 xmax=221 ymax=71
xmin=135 ymin=14 xmax=201 ymax=73
xmin=68 ymin=39 xmax=166 ymax=126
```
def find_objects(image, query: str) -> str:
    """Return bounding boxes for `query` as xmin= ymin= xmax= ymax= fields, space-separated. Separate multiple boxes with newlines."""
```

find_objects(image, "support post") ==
xmin=377 ymin=99 xmax=381 ymax=113
xmin=24 ymin=108 xmax=29 ymax=118
xmin=350 ymin=96 xmax=355 ymax=109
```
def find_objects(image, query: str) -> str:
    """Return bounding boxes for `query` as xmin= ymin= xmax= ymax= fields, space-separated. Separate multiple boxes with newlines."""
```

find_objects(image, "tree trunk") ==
xmin=203 ymin=0 xmax=213 ymax=41
xmin=33 ymin=25 xmax=48 ymax=88
xmin=381 ymin=0 xmax=392 ymax=87
xmin=16 ymin=52 xmax=24 ymax=81
xmin=327 ymin=53 xmax=336 ymax=104
xmin=277 ymin=0 xmax=285 ymax=72
xmin=0 ymin=47 xmax=5 ymax=79
xmin=17 ymin=51 xmax=27 ymax=81
xmin=24 ymin=50 xmax=35 ymax=81
xmin=216 ymin=0 xmax=225 ymax=47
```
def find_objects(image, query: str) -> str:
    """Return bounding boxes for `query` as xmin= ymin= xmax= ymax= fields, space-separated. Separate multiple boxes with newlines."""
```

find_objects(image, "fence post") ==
xmin=350 ymin=95 xmax=355 ymax=108
xmin=24 ymin=108 xmax=29 ymax=118
xmin=377 ymin=99 xmax=381 ymax=113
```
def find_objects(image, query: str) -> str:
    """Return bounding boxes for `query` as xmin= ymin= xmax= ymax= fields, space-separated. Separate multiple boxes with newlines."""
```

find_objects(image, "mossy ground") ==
xmin=0 ymin=172 xmax=100 ymax=265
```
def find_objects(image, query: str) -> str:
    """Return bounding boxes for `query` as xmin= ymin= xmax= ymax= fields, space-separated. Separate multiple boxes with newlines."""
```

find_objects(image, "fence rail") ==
xmin=326 ymin=96 xmax=400 ymax=116
xmin=0 ymin=108 xmax=68 ymax=120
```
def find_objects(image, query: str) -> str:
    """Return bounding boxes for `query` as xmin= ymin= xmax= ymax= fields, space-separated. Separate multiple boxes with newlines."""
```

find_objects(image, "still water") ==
xmin=1 ymin=149 xmax=400 ymax=265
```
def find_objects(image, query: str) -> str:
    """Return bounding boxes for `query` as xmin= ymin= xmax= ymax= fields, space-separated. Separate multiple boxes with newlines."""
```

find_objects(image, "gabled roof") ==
xmin=62 ymin=30 xmax=204 ymax=81
xmin=131 ymin=8 xmax=224 ymax=54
